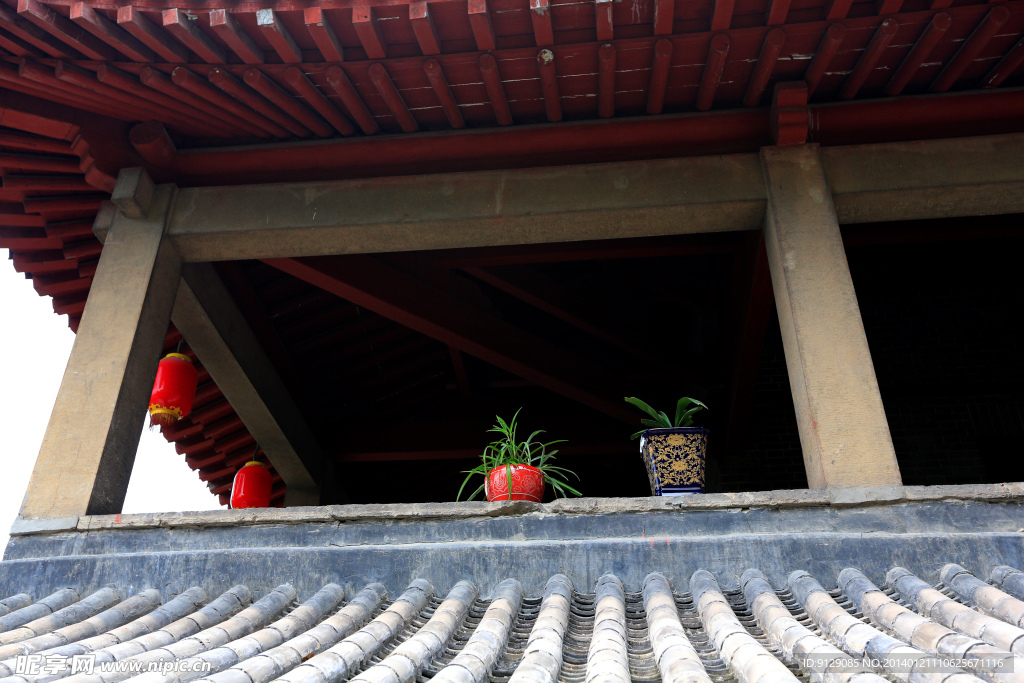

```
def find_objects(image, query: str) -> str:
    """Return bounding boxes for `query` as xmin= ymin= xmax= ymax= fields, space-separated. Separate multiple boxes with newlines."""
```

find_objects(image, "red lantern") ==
xmin=148 ymin=352 xmax=198 ymax=426
xmin=230 ymin=461 xmax=273 ymax=509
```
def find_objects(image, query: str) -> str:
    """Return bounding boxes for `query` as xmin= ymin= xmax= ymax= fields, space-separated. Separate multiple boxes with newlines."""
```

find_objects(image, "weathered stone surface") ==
xmin=9 ymin=517 xmax=80 ymax=536
xmin=52 ymin=485 xmax=1024 ymax=538
xmin=763 ymin=144 xmax=901 ymax=490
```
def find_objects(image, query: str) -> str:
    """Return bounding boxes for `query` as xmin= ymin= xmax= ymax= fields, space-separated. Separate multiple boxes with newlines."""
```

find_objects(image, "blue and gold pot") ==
xmin=640 ymin=427 xmax=709 ymax=495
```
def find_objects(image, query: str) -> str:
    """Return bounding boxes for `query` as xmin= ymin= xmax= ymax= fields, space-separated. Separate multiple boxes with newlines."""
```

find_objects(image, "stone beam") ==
xmin=171 ymin=264 xmax=341 ymax=506
xmin=762 ymin=144 xmax=902 ymax=489
xmin=19 ymin=172 xmax=180 ymax=520
xmin=823 ymin=133 xmax=1024 ymax=224
xmin=166 ymin=155 xmax=767 ymax=261
xmin=160 ymin=133 xmax=1024 ymax=262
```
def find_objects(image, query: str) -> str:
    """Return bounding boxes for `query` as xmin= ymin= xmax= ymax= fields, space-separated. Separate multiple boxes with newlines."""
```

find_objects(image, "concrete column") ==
xmin=19 ymin=172 xmax=180 ymax=520
xmin=761 ymin=144 xmax=902 ymax=489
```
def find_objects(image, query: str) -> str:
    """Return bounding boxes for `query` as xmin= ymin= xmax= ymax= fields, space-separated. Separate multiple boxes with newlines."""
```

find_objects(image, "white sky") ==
xmin=0 ymin=252 xmax=222 ymax=556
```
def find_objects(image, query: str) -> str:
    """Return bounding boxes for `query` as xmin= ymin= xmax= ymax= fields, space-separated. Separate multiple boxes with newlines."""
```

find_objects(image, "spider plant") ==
xmin=457 ymin=409 xmax=582 ymax=501
xmin=625 ymin=396 xmax=708 ymax=439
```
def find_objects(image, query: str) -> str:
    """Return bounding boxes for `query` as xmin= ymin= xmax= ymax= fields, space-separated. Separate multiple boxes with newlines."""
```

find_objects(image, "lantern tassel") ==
xmin=148 ymin=406 xmax=182 ymax=427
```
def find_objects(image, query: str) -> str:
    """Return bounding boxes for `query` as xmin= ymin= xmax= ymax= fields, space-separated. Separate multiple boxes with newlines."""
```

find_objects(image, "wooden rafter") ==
xmin=265 ymin=255 xmax=637 ymax=424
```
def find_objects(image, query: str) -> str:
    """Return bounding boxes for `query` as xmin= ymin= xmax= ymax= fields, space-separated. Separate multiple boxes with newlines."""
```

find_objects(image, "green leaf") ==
xmin=630 ymin=429 xmax=646 ymax=440
xmin=462 ymin=408 xmax=580 ymax=499
xmin=457 ymin=467 xmax=484 ymax=501
xmin=624 ymin=397 xmax=662 ymax=421
xmin=674 ymin=397 xmax=694 ymax=426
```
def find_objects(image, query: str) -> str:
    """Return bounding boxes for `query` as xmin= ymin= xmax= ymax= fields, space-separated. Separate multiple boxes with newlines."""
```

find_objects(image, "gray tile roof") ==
xmin=1 ymin=564 xmax=1023 ymax=683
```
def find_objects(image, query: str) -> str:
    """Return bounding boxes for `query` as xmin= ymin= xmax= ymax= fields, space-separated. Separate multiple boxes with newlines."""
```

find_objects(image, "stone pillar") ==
xmin=19 ymin=171 xmax=181 ymax=520
xmin=761 ymin=144 xmax=902 ymax=489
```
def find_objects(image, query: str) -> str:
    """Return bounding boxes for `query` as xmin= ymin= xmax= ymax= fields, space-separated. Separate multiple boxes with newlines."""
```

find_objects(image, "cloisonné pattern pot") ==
xmin=485 ymin=464 xmax=545 ymax=502
xmin=640 ymin=427 xmax=709 ymax=495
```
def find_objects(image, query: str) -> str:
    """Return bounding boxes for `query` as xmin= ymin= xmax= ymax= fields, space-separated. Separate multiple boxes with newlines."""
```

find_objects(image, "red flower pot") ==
xmin=485 ymin=464 xmax=545 ymax=502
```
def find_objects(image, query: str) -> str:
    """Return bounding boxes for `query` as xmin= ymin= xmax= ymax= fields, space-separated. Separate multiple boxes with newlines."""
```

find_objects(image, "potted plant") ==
xmin=457 ymin=409 xmax=581 ymax=502
xmin=626 ymin=396 xmax=709 ymax=496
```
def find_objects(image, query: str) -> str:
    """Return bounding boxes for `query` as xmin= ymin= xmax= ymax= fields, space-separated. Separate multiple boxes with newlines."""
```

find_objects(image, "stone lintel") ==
xmin=8 ymin=483 xmax=1016 ymax=536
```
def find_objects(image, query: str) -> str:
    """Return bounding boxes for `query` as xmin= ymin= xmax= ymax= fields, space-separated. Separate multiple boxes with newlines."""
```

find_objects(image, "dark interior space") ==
xmin=845 ymin=216 xmax=1024 ymax=486
xmin=209 ymin=230 xmax=800 ymax=503
xmin=188 ymin=215 xmax=1024 ymax=505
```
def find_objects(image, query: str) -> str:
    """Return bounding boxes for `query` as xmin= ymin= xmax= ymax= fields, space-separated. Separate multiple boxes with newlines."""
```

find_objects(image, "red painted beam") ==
xmin=284 ymin=67 xmax=355 ymax=136
xmin=369 ymin=63 xmax=419 ymax=133
xmin=598 ymin=43 xmax=615 ymax=119
xmin=169 ymin=67 xmax=271 ymax=138
xmin=0 ymin=210 xmax=46 ymax=228
xmin=479 ymin=52 xmax=512 ymax=125
xmin=537 ymin=48 xmax=561 ymax=122
xmin=765 ymin=0 xmax=791 ymax=26
xmin=804 ymin=22 xmax=845 ymax=95
xmin=410 ymin=1 xmax=441 ymax=55
xmin=61 ymin=241 xmax=103 ymax=261
xmin=257 ymin=9 xmax=303 ymax=64
xmin=826 ymin=0 xmax=854 ymax=20
xmin=69 ymin=2 xmax=154 ymax=62
xmin=0 ymin=131 xmax=74 ymax=156
xmin=18 ymin=0 xmax=114 ymax=61
xmin=265 ymin=255 xmax=637 ymax=424
xmin=424 ymin=59 xmax=464 ymax=129
xmin=3 ymin=175 xmax=93 ymax=192
xmin=468 ymin=0 xmax=495 ymax=51
xmin=646 ymin=38 xmax=672 ymax=115
xmin=143 ymin=66 xmax=264 ymax=138
xmin=696 ymin=34 xmax=729 ymax=112
xmin=710 ymin=0 xmax=734 ymax=31
xmin=56 ymin=61 xmax=206 ymax=135
xmin=244 ymin=70 xmax=332 ymax=137
xmin=165 ymin=107 xmax=767 ymax=185
xmin=0 ymin=30 xmax=37 ymax=57
xmin=129 ymin=121 xmax=177 ymax=167
xmin=99 ymin=65 xmax=235 ymax=137
xmin=653 ymin=0 xmax=673 ymax=35
xmin=530 ymin=0 xmax=554 ymax=47
xmin=24 ymin=195 xmax=106 ymax=213
xmin=466 ymin=264 xmax=671 ymax=367
xmin=46 ymin=221 xmax=95 ymax=243
xmin=931 ymin=5 xmax=1009 ymax=92
xmin=209 ymin=10 xmax=264 ymax=64
xmin=117 ymin=6 xmax=188 ymax=63
xmin=877 ymin=0 xmax=903 ymax=15
xmin=811 ymin=88 xmax=1024 ymax=146
xmin=596 ymin=0 xmax=613 ymax=41
xmin=885 ymin=12 xmax=950 ymax=96
xmin=325 ymin=66 xmax=379 ymax=135
xmin=19 ymin=59 xmax=132 ymax=119
xmin=771 ymin=81 xmax=808 ymax=145
xmin=743 ymin=28 xmax=786 ymax=107
xmin=208 ymin=67 xmax=301 ymax=137
xmin=304 ymin=7 xmax=344 ymax=62
xmin=983 ymin=35 xmax=1024 ymax=88
xmin=353 ymin=6 xmax=387 ymax=60
xmin=162 ymin=8 xmax=226 ymax=64
xmin=0 ymin=3 xmax=71 ymax=58
xmin=839 ymin=17 xmax=898 ymax=99
xmin=160 ymin=87 xmax=1024 ymax=188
